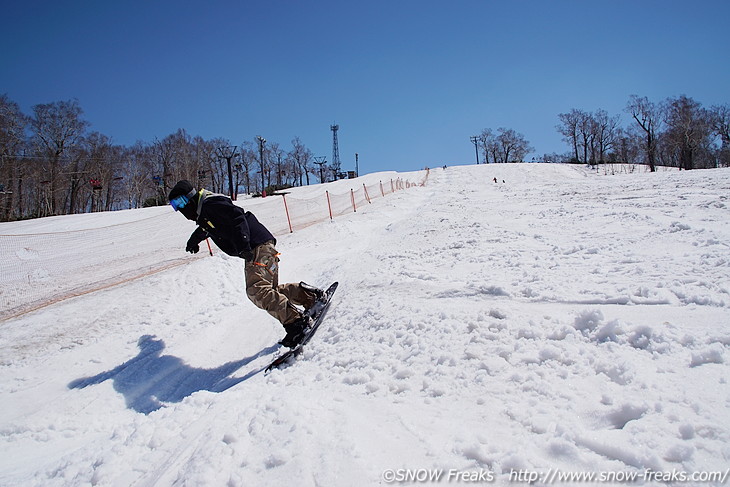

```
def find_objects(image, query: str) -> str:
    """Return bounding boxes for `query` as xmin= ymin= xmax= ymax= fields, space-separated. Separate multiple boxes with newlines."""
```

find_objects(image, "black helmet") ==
xmin=168 ymin=180 xmax=198 ymax=221
xmin=168 ymin=180 xmax=195 ymax=201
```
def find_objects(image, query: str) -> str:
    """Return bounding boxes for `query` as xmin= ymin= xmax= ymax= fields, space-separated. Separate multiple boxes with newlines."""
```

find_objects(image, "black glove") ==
xmin=240 ymin=249 xmax=254 ymax=262
xmin=186 ymin=237 xmax=200 ymax=254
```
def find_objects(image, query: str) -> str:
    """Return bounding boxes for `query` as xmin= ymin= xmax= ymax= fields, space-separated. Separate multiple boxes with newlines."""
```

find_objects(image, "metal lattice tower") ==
xmin=331 ymin=124 xmax=341 ymax=179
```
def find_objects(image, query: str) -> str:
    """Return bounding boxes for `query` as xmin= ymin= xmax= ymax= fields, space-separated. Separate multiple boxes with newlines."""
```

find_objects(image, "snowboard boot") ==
xmin=279 ymin=315 xmax=311 ymax=349
xmin=300 ymin=282 xmax=325 ymax=310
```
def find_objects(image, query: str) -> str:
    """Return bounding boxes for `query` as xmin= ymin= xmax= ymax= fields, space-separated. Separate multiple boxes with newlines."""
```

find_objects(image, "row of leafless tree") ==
xmin=2 ymin=92 xmax=728 ymax=222
xmin=0 ymin=95 xmax=330 ymax=221
xmin=473 ymin=128 xmax=533 ymax=164
xmin=556 ymin=95 xmax=730 ymax=171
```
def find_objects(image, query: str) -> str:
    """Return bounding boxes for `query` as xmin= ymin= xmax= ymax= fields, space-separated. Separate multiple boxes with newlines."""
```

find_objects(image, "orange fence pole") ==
xmin=282 ymin=194 xmax=293 ymax=233
xmin=326 ymin=191 xmax=333 ymax=220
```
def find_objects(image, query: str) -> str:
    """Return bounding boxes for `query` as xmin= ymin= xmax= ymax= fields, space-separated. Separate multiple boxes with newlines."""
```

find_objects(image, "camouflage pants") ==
xmin=244 ymin=241 xmax=316 ymax=326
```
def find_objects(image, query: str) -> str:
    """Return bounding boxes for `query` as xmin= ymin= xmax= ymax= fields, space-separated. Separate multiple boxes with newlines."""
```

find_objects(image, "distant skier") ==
xmin=168 ymin=180 xmax=322 ymax=348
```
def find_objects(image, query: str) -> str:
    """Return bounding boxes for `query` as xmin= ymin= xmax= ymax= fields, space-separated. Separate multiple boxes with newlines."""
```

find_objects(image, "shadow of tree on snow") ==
xmin=68 ymin=335 xmax=277 ymax=414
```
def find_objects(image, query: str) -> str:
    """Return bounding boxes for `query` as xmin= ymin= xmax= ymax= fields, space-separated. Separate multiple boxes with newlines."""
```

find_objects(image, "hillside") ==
xmin=1 ymin=164 xmax=728 ymax=486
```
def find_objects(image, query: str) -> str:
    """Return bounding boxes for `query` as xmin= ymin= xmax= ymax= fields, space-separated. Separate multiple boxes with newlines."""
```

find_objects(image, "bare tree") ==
xmin=710 ymin=104 xmax=730 ymax=167
xmin=496 ymin=128 xmax=532 ymax=163
xmin=593 ymin=109 xmax=620 ymax=164
xmin=556 ymin=109 xmax=583 ymax=163
xmin=238 ymin=141 xmax=256 ymax=195
xmin=626 ymin=95 xmax=661 ymax=172
xmin=191 ymin=135 xmax=219 ymax=194
xmin=192 ymin=137 xmax=223 ymax=194
xmin=72 ymin=132 xmax=108 ymax=212
xmin=29 ymin=99 xmax=90 ymax=215
xmin=0 ymin=94 xmax=28 ymax=221
xmin=151 ymin=128 xmax=203 ymax=197
xmin=282 ymin=152 xmax=296 ymax=186
xmin=664 ymin=95 xmax=713 ymax=170
xmin=478 ymin=128 xmax=494 ymax=164
xmin=123 ymin=142 xmax=156 ymax=208
xmin=612 ymin=127 xmax=641 ymax=165
xmin=577 ymin=111 xmax=595 ymax=165
xmin=289 ymin=137 xmax=313 ymax=186
xmin=269 ymin=142 xmax=285 ymax=188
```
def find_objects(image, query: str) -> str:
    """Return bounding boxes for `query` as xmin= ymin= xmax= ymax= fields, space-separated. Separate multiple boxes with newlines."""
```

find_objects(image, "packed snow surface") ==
xmin=1 ymin=164 xmax=729 ymax=486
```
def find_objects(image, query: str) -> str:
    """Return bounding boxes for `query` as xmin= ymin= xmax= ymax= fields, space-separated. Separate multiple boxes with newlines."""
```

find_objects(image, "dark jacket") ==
xmin=188 ymin=192 xmax=275 ymax=259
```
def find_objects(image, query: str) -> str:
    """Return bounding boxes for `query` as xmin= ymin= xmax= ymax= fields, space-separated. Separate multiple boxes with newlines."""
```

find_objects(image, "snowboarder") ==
xmin=168 ymin=180 xmax=322 ymax=348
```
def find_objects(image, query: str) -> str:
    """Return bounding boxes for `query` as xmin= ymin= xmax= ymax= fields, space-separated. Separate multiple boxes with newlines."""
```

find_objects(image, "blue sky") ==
xmin=2 ymin=0 xmax=728 ymax=174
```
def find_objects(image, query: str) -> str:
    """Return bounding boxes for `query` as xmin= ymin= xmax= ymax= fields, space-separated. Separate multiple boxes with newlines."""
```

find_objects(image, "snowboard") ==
xmin=265 ymin=282 xmax=338 ymax=373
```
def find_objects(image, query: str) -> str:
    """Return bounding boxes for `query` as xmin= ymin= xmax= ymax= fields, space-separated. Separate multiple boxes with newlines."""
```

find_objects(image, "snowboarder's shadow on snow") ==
xmin=68 ymin=335 xmax=276 ymax=414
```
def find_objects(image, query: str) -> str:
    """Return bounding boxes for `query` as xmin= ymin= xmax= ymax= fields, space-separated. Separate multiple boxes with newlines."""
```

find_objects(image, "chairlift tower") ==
xmin=331 ymin=124 xmax=341 ymax=180
xmin=314 ymin=156 xmax=328 ymax=183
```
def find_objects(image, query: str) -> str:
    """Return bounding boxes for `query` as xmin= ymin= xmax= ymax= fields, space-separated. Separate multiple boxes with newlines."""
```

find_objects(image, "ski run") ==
xmin=1 ymin=163 xmax=729 ymax=486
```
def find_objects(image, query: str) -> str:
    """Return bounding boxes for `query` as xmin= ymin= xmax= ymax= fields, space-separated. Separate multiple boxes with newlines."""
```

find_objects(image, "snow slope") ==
xmin=1 ymin=164 xmax=729 ymax=486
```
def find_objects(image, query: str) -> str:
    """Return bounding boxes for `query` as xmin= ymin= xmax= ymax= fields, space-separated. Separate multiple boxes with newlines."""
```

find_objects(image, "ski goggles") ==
xmin=170 ymin=195 xmax=189 ymax=211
